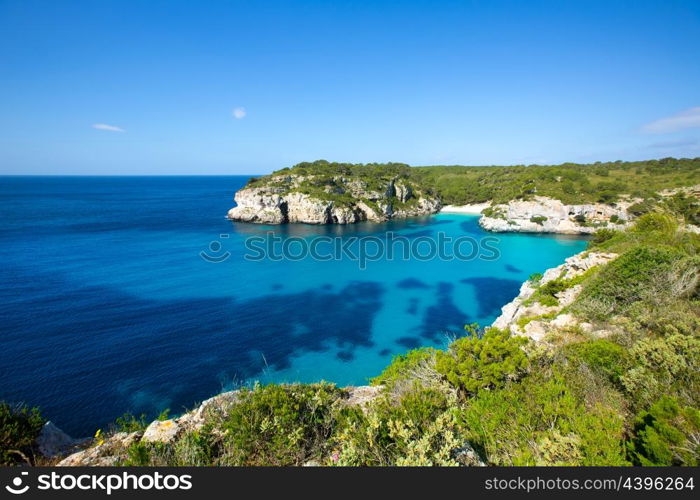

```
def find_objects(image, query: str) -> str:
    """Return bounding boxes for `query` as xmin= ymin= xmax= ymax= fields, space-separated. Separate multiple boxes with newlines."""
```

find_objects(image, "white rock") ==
xmin=479 ymin=197 xmax=630 ymax=234
xmin=344 ymin=386 xmax=382 ymax=407
xmin=141 ymin=419 xmax=180 ymax=444
xmin=228 ymin=175 xmax=441 ymax=224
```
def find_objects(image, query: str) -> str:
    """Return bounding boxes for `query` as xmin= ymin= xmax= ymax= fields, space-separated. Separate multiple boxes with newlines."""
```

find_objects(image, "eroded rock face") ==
xmin=57 ymin=432 xmax=141 ymax=466
xmin=492 ymin=251 xmax=618 ymax=341
xmin=480 ymin=197 xmax=630 ymax=234
xmin=228 ymin=175 xmax=441 ymax=224
xmin=37 ymin=422 xmax=88 ymax=458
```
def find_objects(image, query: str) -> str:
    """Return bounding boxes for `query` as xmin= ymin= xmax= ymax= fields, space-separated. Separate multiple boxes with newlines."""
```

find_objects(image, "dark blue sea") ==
xmin=0 ymin=176 xmax=587 ymax=435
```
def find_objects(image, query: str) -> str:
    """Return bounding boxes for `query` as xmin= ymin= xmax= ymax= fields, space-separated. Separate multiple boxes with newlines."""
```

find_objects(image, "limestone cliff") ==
xmin=478 ymin=196 xmax=632 ymax=234
xmin=227 ymin=174 xmax=441 ymax=224
xmin=491 ymin=251 xmax=618 ymax=342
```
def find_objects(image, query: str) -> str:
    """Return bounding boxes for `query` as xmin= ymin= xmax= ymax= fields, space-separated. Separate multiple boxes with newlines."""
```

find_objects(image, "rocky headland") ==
xmin=227 ymin=173 xmax=440 ymax=224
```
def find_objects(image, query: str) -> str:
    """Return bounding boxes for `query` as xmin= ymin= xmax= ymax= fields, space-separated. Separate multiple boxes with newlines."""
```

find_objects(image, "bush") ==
xmin=530 ymin=215 xmax=548 ymax=225
xmin=371 ymin=347 xmax=438 ymax=389
xmin=114 ymin=412 xmax=148 ymax=433
xmin=589 ymin=228 xmax=617 ymax=248
xmin=574 ymin=245 xmax=693 ymax=320
xmin=663 ymin=192 xmax=700 ymax=225
xmin=333 ymin=387 xmax=463 ymax=466
xmin=620 ymin=334 xmax=700 ymax=408
xmin=566 ymin=339 xmax=629 ymax=384
xmin=628 ymin=199 xmax=657 ymax=217
xmin=219 ymin=383 xmax=343 ymax=465
xmin=435 ymin=328 xmax=529 ymax=396
xmin=0 ymin=402 xmax=45 ymax=465
xmin=459 ymin=372 xmax=628 ymax=465
xmin=528 ymin=272 xmax=543 ymax=285
xmin=628 ymin=396 xmax=700 ymax=465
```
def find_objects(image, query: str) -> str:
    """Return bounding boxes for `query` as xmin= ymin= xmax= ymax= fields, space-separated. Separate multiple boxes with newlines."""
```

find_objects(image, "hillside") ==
xmin=414 ymin=157 xmax=700 ymax=206
xmin=226 ymin=158 xmax=700 ymax=227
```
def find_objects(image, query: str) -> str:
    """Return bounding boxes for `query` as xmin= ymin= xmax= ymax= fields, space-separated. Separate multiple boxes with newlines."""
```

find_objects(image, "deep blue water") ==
xmin=0 ymin=176 xmax=587 ymax=435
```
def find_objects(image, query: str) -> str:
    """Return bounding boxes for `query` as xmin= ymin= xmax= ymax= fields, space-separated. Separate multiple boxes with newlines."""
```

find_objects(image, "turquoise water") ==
xmin=0 ymin=176 xmax=587 ymax=435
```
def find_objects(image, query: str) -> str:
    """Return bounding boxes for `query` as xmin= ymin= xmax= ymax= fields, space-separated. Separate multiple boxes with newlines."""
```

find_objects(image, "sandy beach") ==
xmin=439 ymin=202 xmax=490 ymax=215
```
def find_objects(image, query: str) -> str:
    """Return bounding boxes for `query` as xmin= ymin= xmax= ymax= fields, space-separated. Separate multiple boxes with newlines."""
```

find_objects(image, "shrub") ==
xmin=371 ymin=347 xmax=438 ymax=389
xmin=435 ymin=328 xmax=529 ymax=396
xmin=121 ymin=430 xmax=218 ymax=466
xmin=631 ymin=212 xmax=677 ymax=236
xmin=114 ymin=412 xmax=149 ymax=433
xmin=530 ymin=215 xmax=548 ymax=225
xmin=628 ymin=396 xmax=700 ymax=466
xmin=574 ymin=245 xmax=693 ymax=320
xmin=526 ymin=275 xmax=577 ymax=306
xmin=620 ymin=334 xmax=700 ymax=408
xmin=516 ymin=311 xmax=558 ymax=332
xmin=332 ymin=387 xmax=464 ymax=466
xmin=628 ymin=199 xmax=657 ymax=217
xmin=459 ymin=372 xmax=628 ymax=465
xmin=589 ymin=228 xmax=617 ymax=248
xmin=663 ymin=192 xmax=700 ymax=225
xmin=528 ymin=272 xmax=543 ymax=285
xmin=219 ymin=383 xmax=343 ymax=465
xmin=481 ymin=206 xmax=506 ymax=219
xmin=566 ymin=339 xmax=629 ymax=384
xmin=0 ymin=402 xmax=45 ymax=465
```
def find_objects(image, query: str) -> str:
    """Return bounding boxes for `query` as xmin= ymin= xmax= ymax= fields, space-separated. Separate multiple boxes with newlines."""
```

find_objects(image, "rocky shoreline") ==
xmin=227 ymin=175 xmax=441 ymax=224
xmin=490 ymin=251 xmax=617 ymax=341
xmin=443 ymin=196 xmax=632 ymax=235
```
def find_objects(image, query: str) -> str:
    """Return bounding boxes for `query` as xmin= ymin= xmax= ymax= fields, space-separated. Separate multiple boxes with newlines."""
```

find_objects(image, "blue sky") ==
xmin=1 ymin=0 xmax=699 ymax=174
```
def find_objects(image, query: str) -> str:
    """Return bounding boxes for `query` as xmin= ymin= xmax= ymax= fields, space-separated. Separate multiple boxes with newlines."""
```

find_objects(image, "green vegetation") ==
xmin=247 ymin=160 xmax=434 ymax=208
xmin=435 ymin=328 xmax=529 ymax=396
xmin=218 ymin=383 xmax=342 ymax=466
xmin=628 ymin=397 xmax=700 ymax=466
xmin=370 ymin=347 xmax=438 ymax=390
xmin=0 ymin=402 xmax=45 ymax=465
xmin=333 ymin=387 xmax=464 ymax=465
xmin=249 ymin=157 xmax=699 ymax=208
xmin=114 ymin=412 xmax=149 ymax=433
xmin=413 ymin=157 xmax=700 ymax=205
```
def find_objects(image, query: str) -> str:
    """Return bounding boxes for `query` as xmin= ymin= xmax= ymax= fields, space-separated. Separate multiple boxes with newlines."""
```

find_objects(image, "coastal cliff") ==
xmin=227 ymin=161 xmax=441 ymax=224
xmin=477 ymin=197 xmax=631 ymax=234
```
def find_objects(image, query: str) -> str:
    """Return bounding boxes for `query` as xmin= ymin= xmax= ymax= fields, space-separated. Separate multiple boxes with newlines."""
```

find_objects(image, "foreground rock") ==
xmin=228 ymin=174 xmax=441 ymax=224
xmin=36 ymin=422 xmax=89 ymax=458
xmin=479 ymin=196 xmax=631 ymax=234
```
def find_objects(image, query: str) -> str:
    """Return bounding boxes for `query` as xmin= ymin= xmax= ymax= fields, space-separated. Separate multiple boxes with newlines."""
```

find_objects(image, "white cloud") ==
xmin=232 ymin=107 xmax=246 ymax=119
xmin=642 ymin=106 xmax=700 ymax=134
xmin=92 ymin=123 xmax=125 ymax=132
